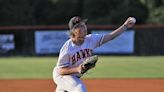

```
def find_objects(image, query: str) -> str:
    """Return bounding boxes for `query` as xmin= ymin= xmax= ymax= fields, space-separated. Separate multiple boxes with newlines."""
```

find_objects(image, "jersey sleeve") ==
xmin=56 ymin=41 xmax=70 ymax=68
xmin=88 ymin=34 xmax=104 ymax=49
xmin=57 ymin=53 xmax=70 ymax=68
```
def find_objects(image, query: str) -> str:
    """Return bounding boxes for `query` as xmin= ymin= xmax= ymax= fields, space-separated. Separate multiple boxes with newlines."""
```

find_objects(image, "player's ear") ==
xmin=70 ymin=31 xmax=75 ymax=38
xmin=72 ymin=32 xmax=75 ymax=37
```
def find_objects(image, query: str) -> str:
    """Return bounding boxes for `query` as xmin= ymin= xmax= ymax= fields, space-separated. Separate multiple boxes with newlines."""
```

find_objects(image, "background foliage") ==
xmin=0 ymin=0 xmax=163 ymax=25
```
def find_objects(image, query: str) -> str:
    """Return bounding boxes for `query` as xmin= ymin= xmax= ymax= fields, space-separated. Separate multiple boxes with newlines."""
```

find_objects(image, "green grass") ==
xmin=0 ymin=56 xmax=164 ymax=79
xmin=0 ymin=57 xmax=56 ymax=79
xmin=84 ymin=56 xmax=164 ymax=78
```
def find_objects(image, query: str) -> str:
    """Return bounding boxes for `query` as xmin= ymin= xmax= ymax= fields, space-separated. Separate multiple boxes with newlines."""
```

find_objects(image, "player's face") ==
xmin=72 ymin=27 xmax=87 ymax=45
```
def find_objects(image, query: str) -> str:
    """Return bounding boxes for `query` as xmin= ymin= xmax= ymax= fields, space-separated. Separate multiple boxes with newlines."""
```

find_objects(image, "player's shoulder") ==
xmin=86 ymin=34 xmax=102 ymax=39
xmin=86 ymin=34 xmax=94 ymax=38
xmin=60 ymin=39 xmax=72 ymax=54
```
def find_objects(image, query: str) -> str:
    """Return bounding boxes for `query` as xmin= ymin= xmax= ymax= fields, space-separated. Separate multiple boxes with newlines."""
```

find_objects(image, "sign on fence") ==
xmin=35 ymin=30 xmax=135 ymax=54
xmin=35 ymin=30 xmax=69 ymax=54
xmin=0 ymin=34 xmax=15 ymax=53
xmin=92 ymin=30 xmax=135 ymax=54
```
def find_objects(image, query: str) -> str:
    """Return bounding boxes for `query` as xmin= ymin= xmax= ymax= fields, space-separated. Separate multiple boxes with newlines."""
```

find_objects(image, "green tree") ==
xmin=82 ymin=0 xmax=149 ymax=24
xmin=0 ymin=0 xmax=36 ymax=25
xmin=139 ymin=0 xmax=164 ymax=23
xmin=110 ymin=0 xmax=149 ymax=24
xmin=47 ymin=0 xmax=82 ymax=25
xmin=0 ymin=0 xmax=162 ymax=25
xmin=0 ymin=0 xmax=86 ymax=25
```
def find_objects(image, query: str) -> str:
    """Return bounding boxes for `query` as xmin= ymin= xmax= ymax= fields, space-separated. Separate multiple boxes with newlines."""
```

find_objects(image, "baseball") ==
xmin=130 ymin=17 xmax=136 ymax=24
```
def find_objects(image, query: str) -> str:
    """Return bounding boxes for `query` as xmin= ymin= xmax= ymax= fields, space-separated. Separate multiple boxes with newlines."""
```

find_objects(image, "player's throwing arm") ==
xmin=101 ymin=17 xmax=136 ymax=44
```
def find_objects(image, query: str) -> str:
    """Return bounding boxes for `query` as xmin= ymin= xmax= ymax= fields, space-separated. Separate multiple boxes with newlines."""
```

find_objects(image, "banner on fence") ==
xmin=35 ymin=30 xmax=135 ymax=54
xmin=35 ymin=30 xmax=69 ymax=54
xmin=92 ymin=30 xmax=135 ymax=54
xmin=0 ymin=34 xmax=15 ymax=53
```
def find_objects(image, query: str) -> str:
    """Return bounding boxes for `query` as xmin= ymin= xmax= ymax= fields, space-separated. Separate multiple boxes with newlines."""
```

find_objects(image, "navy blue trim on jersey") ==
xmin=99 ymin=35 xmax=104 ymax=46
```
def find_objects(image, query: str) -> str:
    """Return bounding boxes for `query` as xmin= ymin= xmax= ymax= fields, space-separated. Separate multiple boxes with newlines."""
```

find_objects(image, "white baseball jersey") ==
xmin=54 ymin=34 xmax=104 ymax=77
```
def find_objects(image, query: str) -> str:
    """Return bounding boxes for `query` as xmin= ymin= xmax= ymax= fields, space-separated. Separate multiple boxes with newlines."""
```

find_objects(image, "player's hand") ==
xmin=124 ymin=17 xmax=136 ymax=28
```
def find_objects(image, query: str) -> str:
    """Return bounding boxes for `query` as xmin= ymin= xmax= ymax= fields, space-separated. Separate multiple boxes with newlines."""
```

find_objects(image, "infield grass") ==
xmin=0 ymin=56 xmax=164 ymax=79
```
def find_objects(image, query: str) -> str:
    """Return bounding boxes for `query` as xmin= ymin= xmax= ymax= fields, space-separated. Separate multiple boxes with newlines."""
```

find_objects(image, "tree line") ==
xmin=0 ymin=0 xmax=163 ymax=26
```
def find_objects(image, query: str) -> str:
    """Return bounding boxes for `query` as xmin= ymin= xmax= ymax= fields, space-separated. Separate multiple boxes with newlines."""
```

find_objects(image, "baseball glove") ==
xmin=80 ymin=55 xmax=98 ymax=74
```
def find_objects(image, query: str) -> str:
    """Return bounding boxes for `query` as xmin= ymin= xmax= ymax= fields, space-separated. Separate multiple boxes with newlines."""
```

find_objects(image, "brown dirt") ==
xmin=0 ymin=78 xmax=164 ymax=92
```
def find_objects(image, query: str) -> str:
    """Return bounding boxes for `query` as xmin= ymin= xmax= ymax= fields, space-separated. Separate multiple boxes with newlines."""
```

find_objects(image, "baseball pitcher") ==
xmin=53 ymin=16 xmax=136 ymax=92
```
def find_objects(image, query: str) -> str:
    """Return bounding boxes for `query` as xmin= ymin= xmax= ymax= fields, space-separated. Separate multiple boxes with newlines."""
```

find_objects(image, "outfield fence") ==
xmin=0 ymin=24 xmax=164 ymax=56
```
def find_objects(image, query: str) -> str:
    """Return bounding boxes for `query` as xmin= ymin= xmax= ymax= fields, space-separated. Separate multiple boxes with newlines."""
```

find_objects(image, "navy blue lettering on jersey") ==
xmin=71 ymin=49 xmax=92 ymax=65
